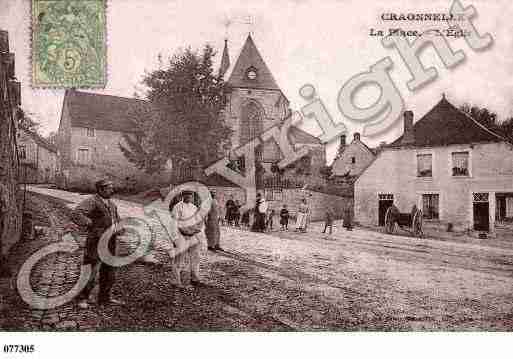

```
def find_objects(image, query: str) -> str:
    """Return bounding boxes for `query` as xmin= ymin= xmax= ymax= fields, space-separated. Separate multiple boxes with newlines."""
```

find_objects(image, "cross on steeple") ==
xmin=222 ymin=16 xmax=232 ymax=40
xmin=243 ymin=15 xmax=255 ymax=35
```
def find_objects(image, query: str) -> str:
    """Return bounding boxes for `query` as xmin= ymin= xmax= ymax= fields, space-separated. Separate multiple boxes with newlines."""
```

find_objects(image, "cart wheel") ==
xmin=413 ymin=209 xmax=423 ymax=238
xmin=385 ymin=206 xmax=394 ymax=234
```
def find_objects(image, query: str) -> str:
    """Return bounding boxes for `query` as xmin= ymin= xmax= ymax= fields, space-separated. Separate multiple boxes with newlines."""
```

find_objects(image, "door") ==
xmin=473 ymin=193 xmax=490 ymax=232
xmin=496 ymin=195 xmax=506 ymax=222
xmin=378 ymin=194 xmax=394 ymax=226
xmin=473 ymin=203 xmax=489 ymax=231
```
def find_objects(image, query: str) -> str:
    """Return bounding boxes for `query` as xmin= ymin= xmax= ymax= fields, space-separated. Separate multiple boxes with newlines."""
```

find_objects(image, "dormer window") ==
xmin=246 ymin=66 xmax=258 ymax=80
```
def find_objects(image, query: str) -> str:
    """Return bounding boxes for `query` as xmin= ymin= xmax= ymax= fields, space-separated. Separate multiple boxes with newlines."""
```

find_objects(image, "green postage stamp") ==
xmin=31 ymin=0 xmax=107 ymax=88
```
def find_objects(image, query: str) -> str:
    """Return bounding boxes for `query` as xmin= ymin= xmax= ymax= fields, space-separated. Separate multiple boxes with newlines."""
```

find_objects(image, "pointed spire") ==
xmin=218 ymin=39 xmax=230 ymax=78
xmin=227 ymin=34 xmax=280 ymax=90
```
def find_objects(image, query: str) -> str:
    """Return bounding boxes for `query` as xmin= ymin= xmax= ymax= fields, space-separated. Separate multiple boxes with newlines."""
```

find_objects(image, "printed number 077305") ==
xmin=3 ymin=344 xmax=35 ymax=353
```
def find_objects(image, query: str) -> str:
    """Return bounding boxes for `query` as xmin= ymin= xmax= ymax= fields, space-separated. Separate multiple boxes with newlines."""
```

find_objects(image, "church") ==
xmin=218 ymin=34 xmax=326 ymax=175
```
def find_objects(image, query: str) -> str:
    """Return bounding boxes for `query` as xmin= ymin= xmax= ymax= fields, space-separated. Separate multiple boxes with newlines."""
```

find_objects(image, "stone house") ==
xmin=331 ymin=133 xmax=377 ymax=181
xmin=57 ymin=89 xmax=166 ymax=190
xmin=17 ymin=126 xmax=59 ymax=184
xmin=355 ymin=95 xmax=513 ymax=234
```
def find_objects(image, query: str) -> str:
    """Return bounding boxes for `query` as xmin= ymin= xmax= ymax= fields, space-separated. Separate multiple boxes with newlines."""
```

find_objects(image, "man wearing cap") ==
xmin=70 ymin=179 xmax=125 ymax=309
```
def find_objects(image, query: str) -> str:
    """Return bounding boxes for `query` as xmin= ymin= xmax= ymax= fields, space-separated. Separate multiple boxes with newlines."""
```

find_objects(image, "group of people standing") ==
xmin=68 ymin=181 xmax=354 ymax=309
xmin=225 ymin=193 xmax=310 ymax=232
xmin=221 ymin=194 xmax=345 ymax=234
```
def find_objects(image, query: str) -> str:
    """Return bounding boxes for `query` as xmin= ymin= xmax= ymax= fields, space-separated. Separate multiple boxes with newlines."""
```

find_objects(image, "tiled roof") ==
xmin=19 ymin=126 xmax=57 ymax=153
xmin=289 ymin=126 xmax=323 ymax=145
xmin=227 ymin=35 xmax=281 ymax=91
xmin=391 ymin=96 xmax=505 ymax=147
xmin=64 ymin=90 xmax=152 ymax=133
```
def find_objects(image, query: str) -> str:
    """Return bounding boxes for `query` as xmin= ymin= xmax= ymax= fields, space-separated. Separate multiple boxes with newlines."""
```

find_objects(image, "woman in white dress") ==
xmin=295 ymin=198 xmax=310 ymax=233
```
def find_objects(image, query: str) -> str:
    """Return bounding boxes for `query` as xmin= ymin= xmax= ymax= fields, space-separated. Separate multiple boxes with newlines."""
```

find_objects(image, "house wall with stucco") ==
xmin=355 ymin=141 xmax=513 ymax=232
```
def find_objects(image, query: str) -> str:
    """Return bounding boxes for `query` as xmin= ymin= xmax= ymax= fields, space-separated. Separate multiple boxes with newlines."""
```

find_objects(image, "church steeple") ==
xmin=218 ymin=39 xmax=230 ymax=78
xmin=227 ymin=34 xmax=280 ymax=90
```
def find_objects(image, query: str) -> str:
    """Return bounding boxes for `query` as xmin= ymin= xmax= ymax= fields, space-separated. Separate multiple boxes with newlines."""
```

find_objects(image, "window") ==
xmin=417 ymin=154 xmax=432 ymax=177
xmin=452 ymin=151 xmax=469 ymax=176
xmin=87 ymin=128 xmax=95 ymax=137
xmin=351 ymin=156 xmax=356 ymax=164
xmin=422 ymin=194 xmax=439 ymax=220
xmin=240 ymin=101 xmax=263 ymax=145
xmin=19 ymin=145 xmax=26 ymax=159
xmin=77 ymin=148 xmax=90 ymax=165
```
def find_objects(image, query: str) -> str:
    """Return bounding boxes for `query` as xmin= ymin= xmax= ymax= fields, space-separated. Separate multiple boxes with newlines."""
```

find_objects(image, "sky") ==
xmin=1 ymin=0 xmax=512 ymax=163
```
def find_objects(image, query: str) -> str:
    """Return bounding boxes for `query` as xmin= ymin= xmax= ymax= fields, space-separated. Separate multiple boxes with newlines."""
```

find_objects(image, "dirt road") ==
xmin=10 ymin=186 xmax=513 ymax=331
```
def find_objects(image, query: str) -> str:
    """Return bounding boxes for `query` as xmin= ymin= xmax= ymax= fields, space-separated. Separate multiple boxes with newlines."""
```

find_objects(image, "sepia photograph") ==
xmin=0 ymin=0 xmax=512 ymax=357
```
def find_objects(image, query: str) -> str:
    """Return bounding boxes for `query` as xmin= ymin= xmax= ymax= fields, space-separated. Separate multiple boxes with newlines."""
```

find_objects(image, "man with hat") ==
xmin=70 ymin=179 xmax=125 ymax=309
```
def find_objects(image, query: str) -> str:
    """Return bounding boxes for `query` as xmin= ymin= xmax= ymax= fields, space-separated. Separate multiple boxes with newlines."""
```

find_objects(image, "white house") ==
xmin=355 ymin=95 xmax=513 ymax=234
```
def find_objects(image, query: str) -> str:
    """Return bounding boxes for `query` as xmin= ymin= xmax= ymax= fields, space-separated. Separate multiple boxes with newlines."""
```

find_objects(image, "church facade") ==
xmin=220 ymin=35 xmax=326 ymax=174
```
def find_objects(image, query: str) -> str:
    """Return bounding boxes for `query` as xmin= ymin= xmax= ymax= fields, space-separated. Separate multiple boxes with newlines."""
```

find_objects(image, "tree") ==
xmin=120 ymin=45 xmax=233 ymax=174
xmin=501 ymin=117 xmax=513 ymax=142
xmin=460 ymin=104 xmax=513 ymax=141
xmin=460 ymin=104 xmax=500 ymax=132
xmin=319 ymin=165 xmax=333 ymax=179
xmin=16 ymin=108 xmax=39 ymax=132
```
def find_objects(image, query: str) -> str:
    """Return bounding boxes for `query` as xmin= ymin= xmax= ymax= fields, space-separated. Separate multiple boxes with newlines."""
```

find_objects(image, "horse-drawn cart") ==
xmin=384 ymin=204 xmax=423 ymax=237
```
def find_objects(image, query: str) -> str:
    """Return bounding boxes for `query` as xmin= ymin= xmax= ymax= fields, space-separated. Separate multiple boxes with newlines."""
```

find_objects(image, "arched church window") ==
xmin=240 ymin=101 xmax=264 ymax=147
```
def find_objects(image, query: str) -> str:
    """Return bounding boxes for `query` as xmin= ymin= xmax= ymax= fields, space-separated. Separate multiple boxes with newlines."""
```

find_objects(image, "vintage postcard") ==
xmin=1 ymin=0 xmax=513 ymax=357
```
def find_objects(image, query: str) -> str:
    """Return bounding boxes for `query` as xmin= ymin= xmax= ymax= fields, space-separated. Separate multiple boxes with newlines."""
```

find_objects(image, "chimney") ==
xmin=402 ymin=111 xmax=414 ymax=145
xmin=353 ymin=132 xmax=361 ymax=141
xmin=337 ymin=134 xmax=346 ymax=156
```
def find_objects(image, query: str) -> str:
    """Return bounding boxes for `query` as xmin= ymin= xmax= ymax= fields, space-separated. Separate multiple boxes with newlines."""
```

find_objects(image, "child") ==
xmin=323 ymin=207 xmax=334 ymax=235
xmin=343 ymin=207 xmax=353 ymax=231
xmin=266 ymin=209 xmax=276 ymax=231
xmin=280 ymin=204 xmax=289 ymax=231
xmin=233 ymin=200 xmax=241 ymax=227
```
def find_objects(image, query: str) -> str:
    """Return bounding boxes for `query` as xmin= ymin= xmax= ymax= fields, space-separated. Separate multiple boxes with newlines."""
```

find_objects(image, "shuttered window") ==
xmin=77 ymin=148 xmax=90 ymax=165
xmin=417 ymin=154 xmax=432 ymax=177
xmin=452 ymin=152 xmax=469 ymax=176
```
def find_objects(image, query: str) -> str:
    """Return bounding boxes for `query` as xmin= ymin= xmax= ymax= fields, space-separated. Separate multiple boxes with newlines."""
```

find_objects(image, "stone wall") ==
xmin=0 ymin=30 xmax=22 ymax=263
xmin=210 ymin=186 xmax=353 ymax=222
xmin=58 ymin=124 xmax=174 ymax=192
